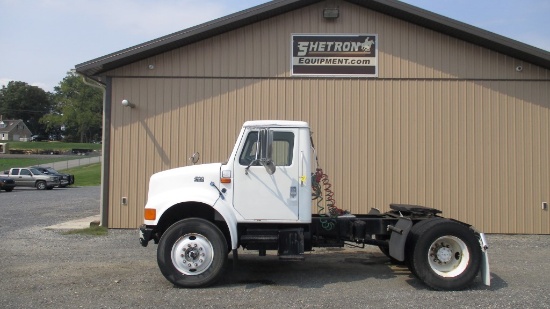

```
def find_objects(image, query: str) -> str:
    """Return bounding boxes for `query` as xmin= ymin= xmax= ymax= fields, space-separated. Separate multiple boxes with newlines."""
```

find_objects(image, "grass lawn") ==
xmin=1 ymin=141 xmax=102 ymax=171
xmin=63 ymin=163 xmax=101 ymax=186
xmin=0 ymin=157 xmax=76 ymax=171
xmin=62 ymin=225 xmax=108 ymax=236
xmin=7 ymin=141 xmax=101 ymax=151
xmin=1 ymin=160 xmax=101 ymax=186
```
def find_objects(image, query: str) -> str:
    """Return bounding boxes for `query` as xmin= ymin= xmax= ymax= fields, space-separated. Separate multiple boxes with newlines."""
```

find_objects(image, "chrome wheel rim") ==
xmin=171 ymin=233 xmax=214 ymax=275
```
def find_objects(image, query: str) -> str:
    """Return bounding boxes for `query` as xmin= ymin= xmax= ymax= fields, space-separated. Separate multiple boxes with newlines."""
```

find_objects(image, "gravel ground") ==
xmin=0 ymin=186 xmax=549 ymax=308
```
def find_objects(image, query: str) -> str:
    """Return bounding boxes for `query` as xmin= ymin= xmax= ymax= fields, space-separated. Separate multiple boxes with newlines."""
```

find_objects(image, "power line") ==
xmin=0 ymin=108 xmax=52 ymax=114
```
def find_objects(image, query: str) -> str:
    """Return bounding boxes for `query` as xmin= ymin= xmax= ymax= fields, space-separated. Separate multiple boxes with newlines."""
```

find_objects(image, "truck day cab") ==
xmin=139 ymin=120 xmax=490 ymax=290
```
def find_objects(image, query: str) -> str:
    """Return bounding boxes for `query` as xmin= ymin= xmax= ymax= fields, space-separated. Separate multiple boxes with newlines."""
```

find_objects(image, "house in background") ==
xmin=0 ymin=118 xmax=32 ymax=141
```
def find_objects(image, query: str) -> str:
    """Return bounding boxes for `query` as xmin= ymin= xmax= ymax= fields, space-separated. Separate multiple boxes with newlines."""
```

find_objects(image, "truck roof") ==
xmin=243 ymin=120 xmax=309 ymax=128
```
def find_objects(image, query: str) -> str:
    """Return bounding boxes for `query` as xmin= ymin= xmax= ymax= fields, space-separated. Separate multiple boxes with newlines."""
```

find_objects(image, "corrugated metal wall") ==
xmin=106 ymin=0 xmax=550 ymax=233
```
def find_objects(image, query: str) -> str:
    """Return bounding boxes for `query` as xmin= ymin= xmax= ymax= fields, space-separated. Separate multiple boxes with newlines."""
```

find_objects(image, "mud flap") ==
xmin=479 ymin=232 xmax=491 ymax=286
xmin=388 ymin=218 xmax=413 ymax=262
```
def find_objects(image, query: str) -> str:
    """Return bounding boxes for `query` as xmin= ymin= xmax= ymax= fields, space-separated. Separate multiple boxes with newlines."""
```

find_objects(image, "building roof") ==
xmin=75 ymin=0 xmax=550 ymax=81
xmin=0 ymin=119 xmax=28 ymax=133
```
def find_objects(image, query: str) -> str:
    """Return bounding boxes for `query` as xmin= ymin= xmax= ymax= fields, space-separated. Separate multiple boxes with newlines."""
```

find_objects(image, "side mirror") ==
xmin=258 ymin=129 xmax=273 ymax=161
xmin=259 ymin=129 xmax=276 ymax=175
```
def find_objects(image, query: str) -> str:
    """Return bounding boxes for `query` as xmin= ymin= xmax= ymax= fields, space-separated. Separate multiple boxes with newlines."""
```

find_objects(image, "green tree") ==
xmin=42 ymin=72 xmax=103 ymax=143
xmin=0 ymin=81 xmax=52 ymax=134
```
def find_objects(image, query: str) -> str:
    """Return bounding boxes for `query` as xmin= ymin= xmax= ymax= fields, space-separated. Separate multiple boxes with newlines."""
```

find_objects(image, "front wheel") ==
xmin=407 ymin=219 xmax=481 ymax=290
xmin=157 ymin=218 xmax=228 ymax=288
xmin=36 ymin=181 xmax=47 ymax=190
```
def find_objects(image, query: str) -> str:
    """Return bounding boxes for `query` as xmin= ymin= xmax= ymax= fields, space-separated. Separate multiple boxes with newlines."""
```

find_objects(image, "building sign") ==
xmin=291 ymin=34 xmax=378 ymax=77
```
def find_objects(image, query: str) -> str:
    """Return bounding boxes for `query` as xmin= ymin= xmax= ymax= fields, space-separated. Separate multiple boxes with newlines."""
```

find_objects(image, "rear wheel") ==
xmin=406 ymin=219 xmax=481 ymax=290
xmin=157 ymin=218 xmax=227 ymax=288
xmin=405 ymin=218 xmax=444 ymax=277
xmin=4 ymin=188 xmax=13 ymax=192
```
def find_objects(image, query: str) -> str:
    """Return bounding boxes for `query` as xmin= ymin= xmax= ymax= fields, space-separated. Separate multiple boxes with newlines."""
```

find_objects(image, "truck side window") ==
xmin=238 ymin=131 xmax=294 ymax=166
xmin=12 ymin=169 xmax=20 ymax=176
xmin=20 ymin=169 xmax=31 ymax=176
xmin=271 ymin=132 xmax=294 ymax=166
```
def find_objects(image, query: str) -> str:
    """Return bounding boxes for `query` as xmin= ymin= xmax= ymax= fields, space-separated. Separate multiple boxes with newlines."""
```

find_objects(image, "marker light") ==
xmin=144 ymin=208 xmax=156 ymax=220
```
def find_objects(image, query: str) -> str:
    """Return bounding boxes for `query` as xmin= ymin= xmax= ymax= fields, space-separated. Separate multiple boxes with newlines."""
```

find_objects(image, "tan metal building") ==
xmin=76 ymin=0 xmax=550 ymax=233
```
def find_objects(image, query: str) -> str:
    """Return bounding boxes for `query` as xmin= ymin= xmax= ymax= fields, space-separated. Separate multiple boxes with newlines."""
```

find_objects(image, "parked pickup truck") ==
xmin=32 ymin=166 xmax=75 ymax=188
xmin=4 ymin=168 xmax=60 ymax=190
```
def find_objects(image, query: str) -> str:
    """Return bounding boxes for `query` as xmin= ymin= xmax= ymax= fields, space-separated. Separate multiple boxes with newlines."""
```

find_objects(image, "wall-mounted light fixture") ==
xmin=121 ymin=99 xmax=135 ymax=108
xmin=323 ymin=8 xmax=339 ymax=19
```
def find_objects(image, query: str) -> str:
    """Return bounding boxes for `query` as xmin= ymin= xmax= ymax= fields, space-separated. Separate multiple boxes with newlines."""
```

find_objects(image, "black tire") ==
xmin=405 ymin=218 xmax=445 ymax=277
xmin=4 ymin=188 xmax=13 ymax=192
xmin=36 ymin=181 xmax=47 ymax=190
xmin=46 ymin=186 xmax=54 ymax=190
xmin=406 ymin=218 xmax=481 ymax=290
xmin=157 ymin=218 xmax=228 ymax=288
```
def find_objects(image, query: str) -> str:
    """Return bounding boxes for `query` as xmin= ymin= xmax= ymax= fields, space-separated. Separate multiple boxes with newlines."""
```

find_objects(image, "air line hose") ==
xmin=311 ymin=167 xmax=347 ymax=231
xmin=309 ymin=134 xmax=347 ymax=230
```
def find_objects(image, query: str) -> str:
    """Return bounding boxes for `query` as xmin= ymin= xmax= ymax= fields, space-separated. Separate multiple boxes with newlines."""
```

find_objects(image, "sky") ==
xmin=1 ymin=0 xmax=549 ymax=93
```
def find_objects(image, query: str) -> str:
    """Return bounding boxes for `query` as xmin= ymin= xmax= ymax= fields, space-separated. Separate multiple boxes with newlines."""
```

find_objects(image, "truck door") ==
xmin=233 ymin=129 xmax=300 ymax=220
xmin=18 ymin=169 xmax=33 ymax=186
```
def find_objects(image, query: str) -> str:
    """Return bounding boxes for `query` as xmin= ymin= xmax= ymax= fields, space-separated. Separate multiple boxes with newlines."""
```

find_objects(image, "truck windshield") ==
xmin=29 ymin=168 xmax=43 ymax=175
xmin=45 ymin=168 xmax=58 ymax=174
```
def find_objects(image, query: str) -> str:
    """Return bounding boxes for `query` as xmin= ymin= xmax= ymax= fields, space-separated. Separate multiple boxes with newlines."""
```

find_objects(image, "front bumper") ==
xmin=139 ymin=224 xmax=154 ymax=247
xmin=46 ymin=180 xmax=60 ymax=187
xmin=0 ymin=183 xmax=15 ymax=190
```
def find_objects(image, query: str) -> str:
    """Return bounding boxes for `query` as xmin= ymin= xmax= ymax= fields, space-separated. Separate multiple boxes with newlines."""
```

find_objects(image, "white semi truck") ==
xmin=139 ymin=120 xmax=490 ymax=290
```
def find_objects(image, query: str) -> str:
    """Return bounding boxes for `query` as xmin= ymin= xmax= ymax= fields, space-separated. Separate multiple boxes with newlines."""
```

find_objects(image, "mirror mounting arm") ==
xmin=244 ymin=159 xmax=259 ymax=175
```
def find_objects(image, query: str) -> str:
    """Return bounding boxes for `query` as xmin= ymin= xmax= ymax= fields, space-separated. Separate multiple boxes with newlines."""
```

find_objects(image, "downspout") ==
xmin=79 ymin=74 xmax=110 ymax=228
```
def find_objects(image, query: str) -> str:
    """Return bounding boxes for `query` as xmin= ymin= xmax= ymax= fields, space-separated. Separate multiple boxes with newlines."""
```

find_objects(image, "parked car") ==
xmin=31 ymin=134 xmax=49 ymax=142
xmin=31 ymin=166 xmax=75 ymax=188
xmin=4 ymin=168 xmax=60 ymax=190
xmin=0 ymin=176 xmax=15 ymax=192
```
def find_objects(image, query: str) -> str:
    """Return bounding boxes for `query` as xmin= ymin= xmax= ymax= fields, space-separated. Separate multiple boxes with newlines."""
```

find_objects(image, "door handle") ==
xmin=290 ymin=186 xmax=297 ymax=198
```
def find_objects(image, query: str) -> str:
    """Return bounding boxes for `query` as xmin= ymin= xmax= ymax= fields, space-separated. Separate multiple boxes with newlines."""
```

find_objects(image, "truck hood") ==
xmin=147 ymin=163 xmax=222 ymax=203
